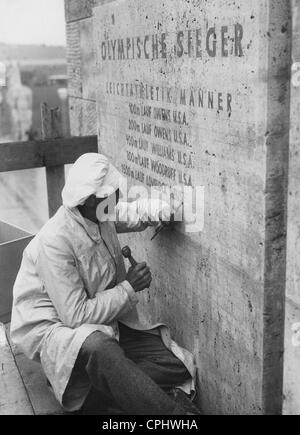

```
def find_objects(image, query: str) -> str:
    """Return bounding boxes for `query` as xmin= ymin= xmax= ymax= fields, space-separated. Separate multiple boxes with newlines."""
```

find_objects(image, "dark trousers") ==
xmin=73 ymin=323 xmax=191 ymax=415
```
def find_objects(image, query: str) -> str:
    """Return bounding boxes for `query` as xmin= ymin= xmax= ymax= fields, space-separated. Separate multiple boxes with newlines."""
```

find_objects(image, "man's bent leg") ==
xmin=119 ymin=324 xmax=191 ymax=391
xmin=76 ymin=331 xmax=186 ymax=415
xmin=118 ymin=324 xmax=200 ymax=415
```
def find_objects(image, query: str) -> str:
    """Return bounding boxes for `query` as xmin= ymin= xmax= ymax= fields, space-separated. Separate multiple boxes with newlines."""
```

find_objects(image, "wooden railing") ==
xmin=0 ymin=135 xmax=98 ymax=217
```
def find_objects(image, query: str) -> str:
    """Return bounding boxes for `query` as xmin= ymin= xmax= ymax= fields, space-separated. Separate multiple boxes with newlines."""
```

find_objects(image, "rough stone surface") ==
xmin=65 ymin=0 xmax=292 ymax=414
xmin=283 ymin=0 xmax=300 ymax=416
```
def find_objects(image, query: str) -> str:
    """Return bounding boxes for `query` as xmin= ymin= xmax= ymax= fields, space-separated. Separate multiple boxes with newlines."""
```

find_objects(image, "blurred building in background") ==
xmin=0 ymin=42 xmax=68 ymax=140
xmin=0 ymin=43 xmax=68 ymax=233
xmin=0 ymin=62 xmax=32 ymax=142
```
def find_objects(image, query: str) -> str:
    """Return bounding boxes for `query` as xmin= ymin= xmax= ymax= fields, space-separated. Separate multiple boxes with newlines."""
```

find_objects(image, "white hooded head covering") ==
xmin=62 ymin=153 xmax=125 ymax=208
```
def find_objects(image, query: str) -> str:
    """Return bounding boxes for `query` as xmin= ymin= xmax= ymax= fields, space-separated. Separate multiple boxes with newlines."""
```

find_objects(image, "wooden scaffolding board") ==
xmin=0 ymin=323 xmax=65 ymax=415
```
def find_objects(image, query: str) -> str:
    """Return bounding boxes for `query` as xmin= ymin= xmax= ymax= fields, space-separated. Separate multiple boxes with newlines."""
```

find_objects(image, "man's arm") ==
xmin=115 ymin=198 xmax=172 ymax=233
xmin=36 ymin=235 xmax=138 ymax=329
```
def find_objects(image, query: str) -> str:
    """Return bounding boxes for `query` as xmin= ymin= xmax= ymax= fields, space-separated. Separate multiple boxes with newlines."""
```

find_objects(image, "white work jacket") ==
xmin=11 ymin=203 xmax=195 ymax=411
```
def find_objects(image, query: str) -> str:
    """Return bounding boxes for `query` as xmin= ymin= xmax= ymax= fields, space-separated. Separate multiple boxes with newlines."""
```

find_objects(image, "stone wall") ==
xmin=65 ymin=0 xmax=293 ymax=414
xmin=283 ymin=0 xmax=300 ymax=416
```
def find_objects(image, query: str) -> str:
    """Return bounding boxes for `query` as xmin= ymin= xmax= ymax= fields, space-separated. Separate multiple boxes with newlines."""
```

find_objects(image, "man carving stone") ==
xmin=11 ymin=153 xmax=199 ymax=415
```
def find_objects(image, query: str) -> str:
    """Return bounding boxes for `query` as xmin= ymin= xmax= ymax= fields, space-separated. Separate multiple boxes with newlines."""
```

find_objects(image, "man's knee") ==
xmin=81 ymin=332 xmax=118 ymax=360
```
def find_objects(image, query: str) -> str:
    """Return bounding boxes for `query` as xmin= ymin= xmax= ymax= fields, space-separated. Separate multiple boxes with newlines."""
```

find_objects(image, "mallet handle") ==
xmin=122 ymin=246 xmax=138 ymax=268
xmin=128 ymin=256 xmax=138 ymax=268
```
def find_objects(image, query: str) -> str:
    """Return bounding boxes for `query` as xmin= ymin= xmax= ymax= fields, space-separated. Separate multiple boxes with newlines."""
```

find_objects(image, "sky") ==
xmin=0 ymin=0 xmax=66 ymax=46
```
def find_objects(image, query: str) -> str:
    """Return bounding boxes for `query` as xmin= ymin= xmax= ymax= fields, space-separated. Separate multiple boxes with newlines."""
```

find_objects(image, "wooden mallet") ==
xmin=122 ymin=246 xmax=138 ymax=268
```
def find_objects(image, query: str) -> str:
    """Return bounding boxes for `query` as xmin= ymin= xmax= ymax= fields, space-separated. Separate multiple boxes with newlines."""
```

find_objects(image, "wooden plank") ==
xmin=13 ymin=355 xmax=65 ymax=415
xmin=46 ymin=165 xmax=65 ymax=218
xmin=69 ymin=97 xmax=97 ymax=137
xmin=0 ymin=323 xmax=34 ymax=415
xmin=0 ymin=136 xmax=98 ymax=173
xmin=5 ymin=325 xmax=65 ymax=416
xmin=41 ymin=104 xmax=63 ymax=140
xmin=41 ymin=104 xmax=66 ymax=218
